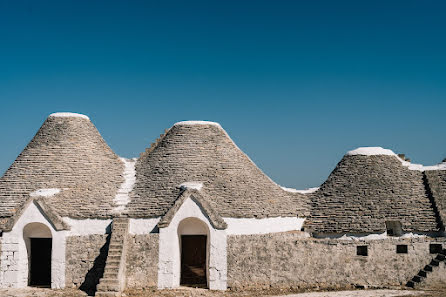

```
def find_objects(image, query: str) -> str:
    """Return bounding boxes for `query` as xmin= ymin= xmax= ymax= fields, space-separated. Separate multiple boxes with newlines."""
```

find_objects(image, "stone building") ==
xmin=0 ymin=112 xmax=445 ymax=296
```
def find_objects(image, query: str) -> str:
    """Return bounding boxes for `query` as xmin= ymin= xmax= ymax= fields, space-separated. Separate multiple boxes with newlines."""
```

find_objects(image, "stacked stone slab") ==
xmin=125 ymin=122 xmax=308 ymax=220
xmin=0 ymin=114 xmax=124 ymax=230
xmin=309 ymin=154 xmax=438 ymax=234
xmin=96 ymin=218 xmax=130 ymax=297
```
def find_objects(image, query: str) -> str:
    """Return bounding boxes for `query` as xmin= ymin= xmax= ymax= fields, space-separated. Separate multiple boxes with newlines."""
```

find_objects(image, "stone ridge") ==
xmin=309 ymin=154 xmax=438 ymax=234
xmin=425 ymin=170 xmax=446 ymax=228
xmin=0 ymin=115 xmax=124 ymax=229
xmin=126 ymin=123 xmax=308 ymax=219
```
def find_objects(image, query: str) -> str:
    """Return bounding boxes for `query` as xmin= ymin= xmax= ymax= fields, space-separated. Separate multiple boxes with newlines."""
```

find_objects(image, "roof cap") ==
xmin=173 ymin=120 xmax=221 ymax=128
xmin=49 ymin=112 xmax=90 ymax=120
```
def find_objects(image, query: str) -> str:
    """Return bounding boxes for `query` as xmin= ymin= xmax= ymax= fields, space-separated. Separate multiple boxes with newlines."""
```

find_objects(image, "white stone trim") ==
xmin=224 ymin=217 xmax=305 ymax=235
xmin=157 ymin=197 xmax=227 ymax=290
xmin=0 ymin=202 xmax=68 ymax=288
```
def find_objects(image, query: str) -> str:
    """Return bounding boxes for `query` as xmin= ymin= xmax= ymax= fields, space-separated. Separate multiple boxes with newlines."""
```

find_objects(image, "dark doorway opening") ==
xmin=29 ymin=238 xmax=52 ymax=287
xmin=180 ymin=235 xmax=207 ymax=287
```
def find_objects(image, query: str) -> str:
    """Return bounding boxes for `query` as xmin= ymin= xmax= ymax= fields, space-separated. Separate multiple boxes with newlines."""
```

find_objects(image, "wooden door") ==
xmin=180 ymin=235 xmax=207 ymax=286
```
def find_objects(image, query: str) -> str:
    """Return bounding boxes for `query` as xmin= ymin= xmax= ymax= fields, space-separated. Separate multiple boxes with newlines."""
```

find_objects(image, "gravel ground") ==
xmin=0 ymin=287 xmax=439 ymax=297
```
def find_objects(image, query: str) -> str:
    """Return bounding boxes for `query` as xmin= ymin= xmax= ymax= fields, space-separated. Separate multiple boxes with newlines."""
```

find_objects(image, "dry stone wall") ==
xmin=227 ymin=232 xmax=446 ymax=289
xmin=65 ymin=235 xmax=109 ymax=292
xmin=125 ymin=234 xmax=159 ymax=288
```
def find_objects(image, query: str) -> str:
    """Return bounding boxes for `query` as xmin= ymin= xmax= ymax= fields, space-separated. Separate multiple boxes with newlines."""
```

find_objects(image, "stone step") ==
xmin=104 ymin=266 xmax=119 ymax=273
xmin=418 ymin=270 xmax=427 ymax=278
xmin=106 ymin=259 xmax=120 ymax=265
xmin=412 ymin=275 xmax=422 ymax=283
xmin=103 ymin=271 xmax=119 ymax=278
xmin=436 ymin=254 xmax=445 ymax=261
xmin=407 ymin=280 xmax=415 ymax=288
xmin=99 ymin=278 xmax=119 ymax=285
xmin=431 ymin=259 xmax=440 ymax=266
xmin=108 ymin=255 xmax=121 ymax=261
xmin=424 ymin=265 xmax=433 ymax=272
xmin=108 ymin=247 xmax=122 ymax=252
xmin=108 ymin=250 xmax=123 ymax=256
xmin=109 ymin=244 xmax=123 ymax=249
xmin=97 ymin=281 xmax=120 ymax=292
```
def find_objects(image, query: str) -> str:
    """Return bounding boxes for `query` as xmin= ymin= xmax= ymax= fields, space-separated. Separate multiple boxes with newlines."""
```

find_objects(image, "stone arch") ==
xmin=23 ymin=222 xmax=53 ymax=287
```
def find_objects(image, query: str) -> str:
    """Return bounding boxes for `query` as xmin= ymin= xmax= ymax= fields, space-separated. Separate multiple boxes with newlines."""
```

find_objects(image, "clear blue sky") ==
xmin=1 ymin=0 xmax=445 ymax=189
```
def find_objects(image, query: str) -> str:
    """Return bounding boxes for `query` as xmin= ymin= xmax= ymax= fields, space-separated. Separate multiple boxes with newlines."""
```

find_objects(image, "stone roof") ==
xmin=425 ymin=169 xmax=446 ymax=230
xmin=0 ymin=113 xmax=124 ymax=230
xmin=125 ymin=121 xmax=308 ymax=219
xmin=308 ymin=154 xmax=439 ymax=234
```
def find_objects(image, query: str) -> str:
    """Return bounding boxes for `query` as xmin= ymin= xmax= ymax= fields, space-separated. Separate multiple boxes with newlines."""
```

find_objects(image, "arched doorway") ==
xmin=178 ymin=218 xmax=209 ymax=287
xmin=23 ymin=222 xmax=52 ymax=287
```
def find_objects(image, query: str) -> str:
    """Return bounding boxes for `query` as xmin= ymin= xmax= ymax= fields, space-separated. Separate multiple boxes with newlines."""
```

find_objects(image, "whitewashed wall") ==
xmin=157 ymin=198 xmax=227 ymax=290
xmin=0 ymin=203 xmax=68 ymax=288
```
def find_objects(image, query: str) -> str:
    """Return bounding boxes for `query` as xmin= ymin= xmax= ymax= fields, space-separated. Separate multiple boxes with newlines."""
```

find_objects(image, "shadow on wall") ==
xmin=79 ymin=233 xmax=111 ymax=296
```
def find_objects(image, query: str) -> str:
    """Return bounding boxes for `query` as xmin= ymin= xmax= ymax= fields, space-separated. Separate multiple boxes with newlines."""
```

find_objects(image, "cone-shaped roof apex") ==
xmin=173 ymin=120 xmax=222 ymax=128
xmin=127 ymin=121 xmax=308 ymax=219
xmin=49 ymin=112 xmax=90 ymax=120
xmin=0 ymin=114 xmax=124 ymax=229
xmin=309 ymin=152 xmax=438 ymax=234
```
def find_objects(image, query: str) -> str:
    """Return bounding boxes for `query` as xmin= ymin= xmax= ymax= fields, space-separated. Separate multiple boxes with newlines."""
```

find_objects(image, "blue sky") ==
xmin=0 ymin=0 xmax=445 ymax=189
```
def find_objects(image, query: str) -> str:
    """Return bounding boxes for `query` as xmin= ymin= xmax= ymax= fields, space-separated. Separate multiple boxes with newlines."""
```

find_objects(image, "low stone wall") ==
xmin=227 ymin=232 xmax=446 ymax=289
xmin=126 ymin=234 xmax=159 ymax=288
xmin=65 ymin=234 xmax=109 ymax=293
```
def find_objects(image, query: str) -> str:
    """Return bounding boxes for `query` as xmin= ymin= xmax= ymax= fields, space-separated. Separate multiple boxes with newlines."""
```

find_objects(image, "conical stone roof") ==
xmin=309 ymin=147 xmax=439 ymax=235
xmin=0 ymin=113 xmax=124 ymax=229
xmin=125 ymin=121 xmax=308 ymax=219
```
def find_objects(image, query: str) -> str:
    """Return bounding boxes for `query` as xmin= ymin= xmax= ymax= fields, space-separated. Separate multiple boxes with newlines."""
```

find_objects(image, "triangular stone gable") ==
xmin=158 ymin=189 xmax=227 ymax=230
xmin=2 ymin=198 xmax=70 ymax=232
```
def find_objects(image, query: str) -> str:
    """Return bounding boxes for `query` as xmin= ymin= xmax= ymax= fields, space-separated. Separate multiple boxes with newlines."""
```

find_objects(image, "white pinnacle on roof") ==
xmin=49 ymin=112 xmax=90 ymax=120
xmin=347 ymin=147 xmax=396 ymax=156
xmin=346 ymin=146 xmax=446 ymax=171
xmin=173 ymin=120 xmax=222 ymax=128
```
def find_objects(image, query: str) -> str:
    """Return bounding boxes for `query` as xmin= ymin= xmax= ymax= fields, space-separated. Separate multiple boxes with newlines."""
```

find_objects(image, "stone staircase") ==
xmin=406 ymin=248 xmax=446 ymax=288
xmin=95 ymin=218 xmax=130 ymax=297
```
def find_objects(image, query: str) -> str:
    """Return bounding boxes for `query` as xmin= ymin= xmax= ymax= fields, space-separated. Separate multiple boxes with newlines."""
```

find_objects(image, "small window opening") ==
xmin=357 ymin=245 xmax=368 ymax=256
xmin=430 ymin=244 xmax=443 ymax=254
xmin=396 ymin=244 xmax=408 ymax=254
xmin=386 ymin=221 xmax=403 ymax=236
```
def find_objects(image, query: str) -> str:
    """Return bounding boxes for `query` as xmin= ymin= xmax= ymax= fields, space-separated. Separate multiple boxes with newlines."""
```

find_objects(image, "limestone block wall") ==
xmin=227 ymin=232 xmax=446 ymax=289
xmin=65 ymin=234 xmax=109 ymax=292
xmin=125 ymin=234 xmax=159 ymax=288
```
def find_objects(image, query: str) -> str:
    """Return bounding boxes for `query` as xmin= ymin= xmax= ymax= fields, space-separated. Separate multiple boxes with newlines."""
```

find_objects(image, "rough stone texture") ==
xmin=227 ymin=232 xmax=446 ymax=289
xmin=126 ymin=234 xmax=159 ymax=288
xmin=0 ymin=115 xmax=124 ymax=230
xmin=425 ymin=170 xmax=446 ymax=229
xmin=65 ymin=235 xmax=109 ymax=292
xmin=126 ymin=123 xmax=308 ymax=219
xmin=309 ymin=155 xmax=438 ymax=234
